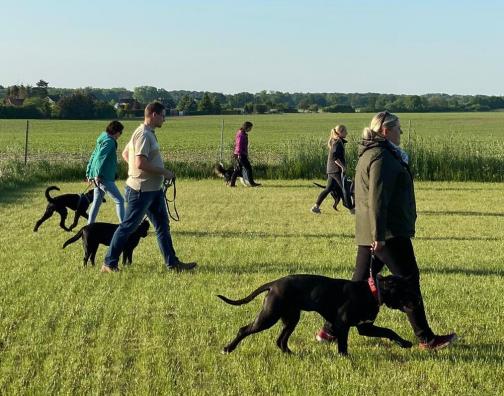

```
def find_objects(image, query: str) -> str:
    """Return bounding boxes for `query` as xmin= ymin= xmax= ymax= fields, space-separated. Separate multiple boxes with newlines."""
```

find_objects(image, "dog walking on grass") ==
xmin=218 ymin=273 xmax=417 ymax=355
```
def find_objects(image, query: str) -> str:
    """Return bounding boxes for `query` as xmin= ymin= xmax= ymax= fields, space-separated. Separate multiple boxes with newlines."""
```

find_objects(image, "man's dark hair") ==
xmin=106 ymin=120 xmax=124 ymax=135
xmin=145 ymin=101 xmax=166 ymax=117
xmin=241 ymin=121 xmax=253 ymax=130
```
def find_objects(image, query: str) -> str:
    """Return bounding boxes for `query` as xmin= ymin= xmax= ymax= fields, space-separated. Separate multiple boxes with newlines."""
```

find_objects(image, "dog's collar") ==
xmin=368 ymin=276 xmax=382 ymax=306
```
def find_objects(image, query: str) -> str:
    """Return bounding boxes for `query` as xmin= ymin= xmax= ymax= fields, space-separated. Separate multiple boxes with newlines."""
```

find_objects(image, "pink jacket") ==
xmin=233 ymin=129 xmax=248 ymax=156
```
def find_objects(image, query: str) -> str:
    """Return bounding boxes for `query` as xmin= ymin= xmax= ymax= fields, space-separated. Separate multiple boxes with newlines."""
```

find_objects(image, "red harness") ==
xmin=368 ymin=276 xmax=382 ymax=306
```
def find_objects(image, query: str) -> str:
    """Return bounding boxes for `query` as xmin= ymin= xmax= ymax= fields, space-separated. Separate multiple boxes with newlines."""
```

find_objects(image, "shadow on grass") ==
xmin=421 ymin=266 xmax=503 ymax=277
xmin=419 ymin=210 xmax=504 ymax=217
xmin=417 ymin=186 xmax=504 ymax=192
xmin=173 ymin=230 xmax=355 ymax=239
xmin=174 ymin=230 xmax=498 ymax=243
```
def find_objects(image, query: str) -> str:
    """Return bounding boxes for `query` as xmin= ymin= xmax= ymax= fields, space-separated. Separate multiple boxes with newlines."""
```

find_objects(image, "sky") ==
xmin=2 ymin=0 xmax=503 ymax=95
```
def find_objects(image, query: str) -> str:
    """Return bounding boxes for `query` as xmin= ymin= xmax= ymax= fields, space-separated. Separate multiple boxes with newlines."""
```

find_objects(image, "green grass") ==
xmin=1 ymin=113 xmax=504 ymax=182
xmin=1 ymin=179 xmax=503 ymax=394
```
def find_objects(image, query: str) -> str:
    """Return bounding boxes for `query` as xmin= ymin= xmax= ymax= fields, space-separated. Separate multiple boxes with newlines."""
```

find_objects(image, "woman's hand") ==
xmin=372 ymin=240 xmax=386 ymax=251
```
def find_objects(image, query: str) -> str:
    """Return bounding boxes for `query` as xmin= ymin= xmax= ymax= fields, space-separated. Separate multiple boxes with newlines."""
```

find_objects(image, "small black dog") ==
xmin=62 ymin=220 xmax=150 ymax=266
xmin=34 ymin=186 xmax=103 ymax=232
xmin=313 ymin=176 xmax=354 ymax=211
xmin=218 ymin=274 xmax=417 ymax=355
xmin=214 ymin=163 xmax=246 ymax=186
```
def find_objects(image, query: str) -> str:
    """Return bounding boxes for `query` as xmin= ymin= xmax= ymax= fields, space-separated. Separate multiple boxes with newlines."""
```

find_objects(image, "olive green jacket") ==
xmin=354 ymin=138 xmax=416 ymax=245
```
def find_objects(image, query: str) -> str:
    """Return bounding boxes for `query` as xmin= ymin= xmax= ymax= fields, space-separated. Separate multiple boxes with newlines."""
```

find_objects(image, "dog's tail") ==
xmin=62 ymin=227 xmax=84 ymax=249
xmin=214 ymin=162 xmax=226 ymax=178
xmin=45 ymin=186 xmax=60 ymax=203
xmin=217 ymin=281 xmax=274 ymax=306
xmin=313 ymin=182 xmax=325 ymax=189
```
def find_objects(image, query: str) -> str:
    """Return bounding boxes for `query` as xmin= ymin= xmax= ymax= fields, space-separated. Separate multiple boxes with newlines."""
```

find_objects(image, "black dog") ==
xmin=313 ymin=175 xmax=354 ymax=211
xmin=34 ymin=186 xmax=103 ymax=232
xmin=62 ymin=220 xmax=150 ymax=266
xmin=218 ymin=274 xmax=417 ymax=355
xmin=214 ymin=163 xmax=247 ymax=186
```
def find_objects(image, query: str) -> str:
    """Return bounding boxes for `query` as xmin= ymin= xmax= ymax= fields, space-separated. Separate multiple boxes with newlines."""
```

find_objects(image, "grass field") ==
xmin=1 ymin=179 xmax=503 ymax=394
xmin=2 ymin=112 xmax=504 ymax=183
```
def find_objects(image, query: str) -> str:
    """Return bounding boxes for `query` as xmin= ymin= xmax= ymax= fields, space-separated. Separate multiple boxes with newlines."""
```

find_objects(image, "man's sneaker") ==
xmin=167 ymin=261 xmax=198 ymax=272
xmin=100 ymin=265 xmax=119 ymax=273
xmin=315 ymin=329 xmax=336 ymax=343
xmin=349 ymin=208 xmax=356 ymax=215
xmin=311 ymin=205 xmax=321 ymax=214
xmin=250 ymin=182 xmax=261 ymax=187
xmin=419 ymin=333 xmax=457 ymax=351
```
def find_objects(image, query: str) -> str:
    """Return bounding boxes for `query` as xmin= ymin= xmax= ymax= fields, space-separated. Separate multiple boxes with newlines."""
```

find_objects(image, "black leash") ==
xmin=77 ymin=180 xmax=94 ymax=209
xmin=163 ymin=177 xmax=180 ymax=221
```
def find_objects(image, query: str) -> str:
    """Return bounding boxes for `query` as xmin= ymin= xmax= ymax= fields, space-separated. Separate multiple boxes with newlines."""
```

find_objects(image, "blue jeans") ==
xmin=87 ymin=180 xmax=125 ymax=224
xmin=104 ymin=186 xmax=179 ymax=269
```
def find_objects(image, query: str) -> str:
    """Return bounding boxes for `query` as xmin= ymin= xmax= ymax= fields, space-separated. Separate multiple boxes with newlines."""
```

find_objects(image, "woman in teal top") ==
xmin=86 ymin=120 xmax=125 ymax=224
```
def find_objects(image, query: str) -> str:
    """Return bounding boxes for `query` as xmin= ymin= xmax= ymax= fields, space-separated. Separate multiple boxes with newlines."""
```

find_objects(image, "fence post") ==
xmin=24 ymin=120 xmax=29 ymax=165
xmin=219 ymin=119 xmax=224 ymax=163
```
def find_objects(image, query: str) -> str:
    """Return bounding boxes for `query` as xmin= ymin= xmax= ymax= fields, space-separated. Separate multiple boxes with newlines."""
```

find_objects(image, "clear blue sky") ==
xmin=2 ymin=0 xmax=503 ymax=95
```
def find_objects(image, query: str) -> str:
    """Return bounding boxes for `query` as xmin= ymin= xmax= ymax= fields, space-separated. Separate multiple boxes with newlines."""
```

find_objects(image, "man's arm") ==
xmin=135 ymin=155 xmax=174 ymax=180
xmin=122 ymin=143 xmax=130 ymax=163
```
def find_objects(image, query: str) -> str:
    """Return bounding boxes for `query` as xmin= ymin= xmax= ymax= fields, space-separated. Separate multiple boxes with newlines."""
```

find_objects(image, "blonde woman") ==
xmin=311 ymin=125 xmax=348 ymax=214
xmin=316 ymin=111 xmax=457 ymax=350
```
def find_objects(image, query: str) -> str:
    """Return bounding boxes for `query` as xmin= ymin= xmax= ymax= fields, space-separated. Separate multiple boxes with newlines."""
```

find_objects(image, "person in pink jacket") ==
xmin=229 ymin=121 xmax=261 ymax=187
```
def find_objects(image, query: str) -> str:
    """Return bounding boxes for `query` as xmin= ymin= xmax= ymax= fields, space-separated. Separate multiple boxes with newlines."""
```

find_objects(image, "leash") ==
xmin=368 ymin=248 xmax=382 ymax=306
xmin=163 ymin=177 xmax=180 ymax=221
xmin=77 ymin=180 xmax=94 ymax=209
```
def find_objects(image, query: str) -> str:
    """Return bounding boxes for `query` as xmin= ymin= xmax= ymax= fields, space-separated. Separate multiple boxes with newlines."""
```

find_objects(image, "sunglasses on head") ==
xmin=380 ymin=111 xmax=390 ymax=129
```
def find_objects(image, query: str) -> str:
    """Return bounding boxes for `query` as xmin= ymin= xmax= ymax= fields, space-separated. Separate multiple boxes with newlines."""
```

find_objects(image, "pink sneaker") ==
xmin=315 ymin=329 xmax=336 ymax=343
xmin=419 ymin=333 xmax=457 ymax=350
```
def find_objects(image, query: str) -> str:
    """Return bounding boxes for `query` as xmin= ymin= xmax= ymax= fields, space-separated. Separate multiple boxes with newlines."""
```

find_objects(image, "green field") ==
xmin=2 ymin=113 xmax=504 ymax=182
xmin=1 ymin=180 xmax=503 ymax=394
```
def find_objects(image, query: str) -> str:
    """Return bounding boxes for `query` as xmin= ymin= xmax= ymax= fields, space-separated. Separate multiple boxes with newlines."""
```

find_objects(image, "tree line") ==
xmin=1 ymin=81 xmax=504 ymax=119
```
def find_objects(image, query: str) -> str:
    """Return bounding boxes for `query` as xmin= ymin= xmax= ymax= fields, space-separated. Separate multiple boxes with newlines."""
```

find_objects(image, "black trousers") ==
xmin=324 ymin=237 xmax=435 ymax=342
xmin=230 ymin=155 xmax=255 ymax=186
xmin=315 ymin=173 xmax=343 ymax=207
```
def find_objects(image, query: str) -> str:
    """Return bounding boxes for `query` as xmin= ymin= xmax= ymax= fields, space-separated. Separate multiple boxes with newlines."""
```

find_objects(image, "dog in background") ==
xmin=34 ymin=186 xmax=103 ymax=232
xmin=62 ymin=219 xmax=150 ymax=266
xmin=218 ymin=274 xmax=417 ymax=355
xmin=214 ymin=163 xmax=247 ymax=186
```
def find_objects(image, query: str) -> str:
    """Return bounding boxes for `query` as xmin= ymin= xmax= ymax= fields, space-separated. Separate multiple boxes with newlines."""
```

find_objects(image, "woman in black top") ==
xmin=311 ymin=125 xmax=348 ymax=214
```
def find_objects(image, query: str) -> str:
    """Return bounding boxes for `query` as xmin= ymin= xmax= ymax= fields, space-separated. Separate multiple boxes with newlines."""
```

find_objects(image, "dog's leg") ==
xmin=335 ymin=326 xmax=350 ymax=355
xmin=34 ymin=208 xmax=54 ymax=232
xmin=223 ymin=301 xmax=281 ymax=353
xmin=276 ymin=311 xmax=300 ymax=353
xmin=68 ymin=211 xmax=82 ymax=231
xmin=57 ymin=208 xmax=70 ymax=231
xmin=356 ymin=323 xmax=412 ymax=348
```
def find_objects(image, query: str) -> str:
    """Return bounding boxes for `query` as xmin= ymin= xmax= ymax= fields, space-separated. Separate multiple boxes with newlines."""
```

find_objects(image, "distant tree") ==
xmin=298 ymin=99 xmax=309 ymax=112
xmin=197 ymin=92 xmax=214 ymax=114
xmin=212 ymin=97 xmax=222 ymax=114
xmin=322 ymin=104 xmax=355 ymax=113
xmin=254 ymin=103 xmax=269 ymax=114
xmin=157 ymin=89 xmax=176 ymax=109
xmin=133 ymin=86 xmax=159 ymax=104
xmin=94 ymin=101 xmax=117 ymax=118
xmin=58 ymin=92 xmax=96 ymax=119
xmin=243 ymin=102 xmax=254 ymax=114
xmin=308 ymin=104 xmax=319 ymax=113
xmin=177 ymin=94 xmax=196 ymax=113
xmin=31 ymin=79 xmax=49 ymax=97
xmin=23 ymin=97 xmax=51 ymax=118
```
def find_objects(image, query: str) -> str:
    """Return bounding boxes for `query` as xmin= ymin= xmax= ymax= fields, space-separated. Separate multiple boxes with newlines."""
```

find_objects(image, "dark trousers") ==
xmin=316 ymin=173 xmax=343 ymax=207
xmin=230 ymin=155 xmax=255 ymax=186
xmin=324 ymin=237 xmax=435 ymax=342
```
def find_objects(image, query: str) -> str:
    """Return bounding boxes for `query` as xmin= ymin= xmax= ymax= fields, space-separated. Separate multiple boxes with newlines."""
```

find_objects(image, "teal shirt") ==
xmin=86 ymin=132 xmax=118 ymax=181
